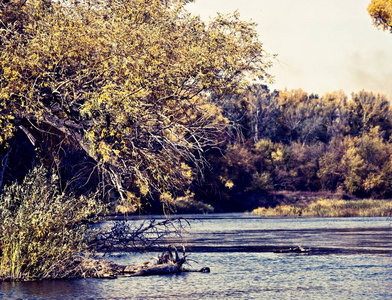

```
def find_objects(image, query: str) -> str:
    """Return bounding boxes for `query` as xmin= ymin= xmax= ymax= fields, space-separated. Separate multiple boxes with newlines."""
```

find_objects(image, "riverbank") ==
xmin=251 ymin=198 xmax=392 ymax=217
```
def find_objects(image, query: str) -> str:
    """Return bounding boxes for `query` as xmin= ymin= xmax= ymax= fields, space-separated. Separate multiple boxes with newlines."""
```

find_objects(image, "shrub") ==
xmin=0 ymin=166 xmax=106 ymax=281
xmin=251 ymin=198 xmax=392 ymax=217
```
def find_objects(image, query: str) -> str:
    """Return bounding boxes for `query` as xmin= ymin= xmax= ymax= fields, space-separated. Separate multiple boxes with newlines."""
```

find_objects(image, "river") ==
xmin=1 ymin=215 xmax=391 ymax=299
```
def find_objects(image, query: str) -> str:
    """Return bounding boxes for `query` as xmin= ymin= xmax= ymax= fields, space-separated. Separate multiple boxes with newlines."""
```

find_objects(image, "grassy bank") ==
xmin=251 ymin=198 xmax=392 ymax=217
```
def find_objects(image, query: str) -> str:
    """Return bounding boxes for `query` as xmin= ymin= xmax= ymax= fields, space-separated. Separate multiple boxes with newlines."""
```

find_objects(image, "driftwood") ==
xmin=78 ymin=246 xmax=210 ymax=279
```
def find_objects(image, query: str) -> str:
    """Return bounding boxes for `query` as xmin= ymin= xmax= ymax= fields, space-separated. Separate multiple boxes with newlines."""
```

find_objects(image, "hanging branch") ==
xmin=90 ymin=217 xmax=190 ymax=253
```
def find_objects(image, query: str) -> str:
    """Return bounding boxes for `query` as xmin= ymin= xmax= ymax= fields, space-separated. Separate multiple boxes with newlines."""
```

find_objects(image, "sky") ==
xmin=187 ymin=0 xmax=392 ymax=98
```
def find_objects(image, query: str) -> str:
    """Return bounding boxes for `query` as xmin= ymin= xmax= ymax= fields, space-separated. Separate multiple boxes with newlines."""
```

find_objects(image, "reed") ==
xmin=252 ymin=198 xmax=392 ymax=217
xmin=0 ymin=166 xmax=105 ymax=281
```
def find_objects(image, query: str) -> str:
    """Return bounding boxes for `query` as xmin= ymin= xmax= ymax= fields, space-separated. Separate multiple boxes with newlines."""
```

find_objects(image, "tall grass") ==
xmin=252 ymin=198 xmax=392 ymax=217
xmin=0 ymin=166 xmax=106 ymax=281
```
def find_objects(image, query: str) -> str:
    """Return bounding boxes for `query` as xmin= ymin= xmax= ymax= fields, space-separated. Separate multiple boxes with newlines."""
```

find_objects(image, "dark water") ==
xmin=1 ymin=215 xmax=391 ymax=299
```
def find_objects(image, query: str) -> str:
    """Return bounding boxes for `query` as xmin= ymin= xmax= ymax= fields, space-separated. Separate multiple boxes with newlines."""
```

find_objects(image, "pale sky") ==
xmin=187 ymin=0 xmax=392 ymax=98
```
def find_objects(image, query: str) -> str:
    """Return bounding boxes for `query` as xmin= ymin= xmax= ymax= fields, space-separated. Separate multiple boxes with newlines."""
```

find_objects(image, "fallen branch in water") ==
xmin=77 ymin=245 xmax=210 ymax=279
xmin=90 ymin=218 xmax=190 ymax=254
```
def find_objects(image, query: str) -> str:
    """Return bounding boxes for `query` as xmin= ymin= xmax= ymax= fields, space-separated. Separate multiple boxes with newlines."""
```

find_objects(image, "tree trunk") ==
xmin=0 ymin=147 xmax=10 ymax=194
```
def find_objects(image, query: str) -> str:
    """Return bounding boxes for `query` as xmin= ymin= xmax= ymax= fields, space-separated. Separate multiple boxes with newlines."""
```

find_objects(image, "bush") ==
xmin=0 ymin=166 xmax=106 ymax=281
xmin=251 ymin=198 xmax=392 ymax=217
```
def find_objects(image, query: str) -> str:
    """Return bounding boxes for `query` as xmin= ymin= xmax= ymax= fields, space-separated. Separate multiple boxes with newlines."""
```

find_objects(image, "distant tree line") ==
xmin=194 ymin=87 xmax=392 ymax=211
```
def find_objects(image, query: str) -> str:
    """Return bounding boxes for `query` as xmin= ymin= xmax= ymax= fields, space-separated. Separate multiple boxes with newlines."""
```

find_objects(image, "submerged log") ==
xmin=123 ymin=262 xmax=182 ymax=276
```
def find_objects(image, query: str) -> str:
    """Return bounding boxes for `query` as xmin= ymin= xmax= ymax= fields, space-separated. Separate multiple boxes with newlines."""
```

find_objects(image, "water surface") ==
xmin=1 ymin=215 xmax=391 ymax=299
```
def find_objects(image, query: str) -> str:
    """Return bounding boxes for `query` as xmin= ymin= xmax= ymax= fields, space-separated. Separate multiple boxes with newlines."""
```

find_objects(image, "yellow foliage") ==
xmin=225 ymin=180 xmax=235 ymax=189
xmin=341 ymin=147 xmax=366 ymax=193
xmin=115 ymin=191 xmax=141 ymax=214
xmin=180 ymin=162 xmax=193 ymax=181
xmin=255 ymin=139 xmax=274 ymax=153
xmin=136 ymin=179 xmax=150 ymax=197
xmin=278 ymin=88 xmax=308 ymax=107
xmin=252 ymin=198 xmax=392 ymax=217
xmin=368 ymin=0 xmax=392 ymax=32
xmin=0 ymin=0 xmax=272 ymax=205
xmin=160 ymin=191 xmax=174 ymax=204
xmin=271 ymin=149 xmax=284 ymax=162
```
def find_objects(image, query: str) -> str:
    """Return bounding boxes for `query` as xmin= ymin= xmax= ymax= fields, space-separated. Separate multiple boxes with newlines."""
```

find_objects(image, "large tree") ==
xmin=0 ymin=0 xmax=272 ymax=211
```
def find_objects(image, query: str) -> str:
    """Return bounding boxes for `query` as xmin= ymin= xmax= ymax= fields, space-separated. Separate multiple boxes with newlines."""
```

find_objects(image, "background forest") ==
xmin=198 ymin=87 xmax=392 ymax=211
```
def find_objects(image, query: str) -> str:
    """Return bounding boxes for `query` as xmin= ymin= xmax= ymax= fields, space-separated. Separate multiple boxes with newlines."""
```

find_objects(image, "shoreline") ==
xmin=251 ymin=198 xmax=392 ymax=217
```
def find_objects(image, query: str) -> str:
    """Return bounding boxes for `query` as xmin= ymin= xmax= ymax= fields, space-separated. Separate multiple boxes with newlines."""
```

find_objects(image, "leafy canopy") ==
xmin=0 ymin=0 xmax=272 ymax=210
